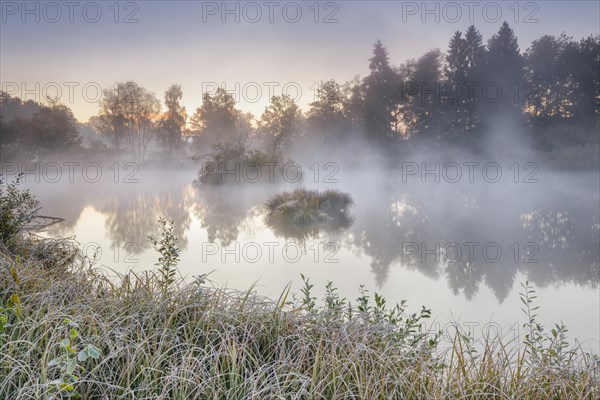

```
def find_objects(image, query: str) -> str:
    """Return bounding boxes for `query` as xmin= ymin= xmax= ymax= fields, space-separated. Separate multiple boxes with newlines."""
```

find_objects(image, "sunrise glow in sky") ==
xmin=1 ymin=1 xmax=598 ymax=122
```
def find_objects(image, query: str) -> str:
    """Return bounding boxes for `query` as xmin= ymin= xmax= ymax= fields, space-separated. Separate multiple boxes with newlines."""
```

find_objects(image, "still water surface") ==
xmin=25 ymin=165 xmax=599 ymax=352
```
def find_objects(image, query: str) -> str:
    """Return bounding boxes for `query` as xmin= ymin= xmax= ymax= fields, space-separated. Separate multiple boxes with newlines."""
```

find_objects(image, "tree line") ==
xmin=1 ymin=22 xmax=598 ymax=162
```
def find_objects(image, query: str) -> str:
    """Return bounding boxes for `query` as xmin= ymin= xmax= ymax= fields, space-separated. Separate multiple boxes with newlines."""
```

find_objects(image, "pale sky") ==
xmin=1 ymin=0 xmax=598 ymax=122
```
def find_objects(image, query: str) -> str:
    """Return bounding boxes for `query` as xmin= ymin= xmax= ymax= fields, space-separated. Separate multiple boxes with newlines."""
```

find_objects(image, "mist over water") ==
xmin=16 ymin=139 xmax=598 ymax=352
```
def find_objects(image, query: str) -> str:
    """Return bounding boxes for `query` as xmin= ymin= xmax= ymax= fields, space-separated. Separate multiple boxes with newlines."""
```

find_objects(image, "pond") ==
xmin=23 ymin=163 xmax=600 ymax=353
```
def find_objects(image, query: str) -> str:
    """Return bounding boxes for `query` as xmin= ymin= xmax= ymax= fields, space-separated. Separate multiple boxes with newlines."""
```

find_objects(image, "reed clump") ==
xmin=265 ymin=189 xmax=354 ymax=240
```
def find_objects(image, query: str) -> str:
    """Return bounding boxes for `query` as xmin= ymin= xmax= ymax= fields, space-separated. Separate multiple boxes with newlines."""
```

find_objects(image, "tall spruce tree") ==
xmin=445 ymin=31 xmax=469 ymax=134
xmin=363 ymin=40 xmax=398 ymax=143
xmin=485 ymin=22 xmax=524 ymax=111
xmin=464 ymin=25 xmax=486 ymax=132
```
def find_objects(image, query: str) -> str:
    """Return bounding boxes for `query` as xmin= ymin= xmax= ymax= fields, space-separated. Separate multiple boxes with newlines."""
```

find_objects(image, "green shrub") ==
xmin=194 ymin=135 xmax=301 ymax=185
xmin=0 ymin=175 xmax=40 ymax=245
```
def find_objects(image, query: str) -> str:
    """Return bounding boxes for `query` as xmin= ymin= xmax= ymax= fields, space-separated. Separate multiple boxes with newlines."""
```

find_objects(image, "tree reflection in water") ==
xmin=33 ymin=169 xmax=599 ymax=303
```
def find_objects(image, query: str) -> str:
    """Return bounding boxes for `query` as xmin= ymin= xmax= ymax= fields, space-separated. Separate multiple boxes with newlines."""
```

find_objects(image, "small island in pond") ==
xmin=265 ymin=189 xmax=353 ymax=239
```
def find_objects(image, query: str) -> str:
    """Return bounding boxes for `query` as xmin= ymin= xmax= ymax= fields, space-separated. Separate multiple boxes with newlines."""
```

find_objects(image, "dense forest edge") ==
xmin=1 ymin=23 xmax=598 ymax=169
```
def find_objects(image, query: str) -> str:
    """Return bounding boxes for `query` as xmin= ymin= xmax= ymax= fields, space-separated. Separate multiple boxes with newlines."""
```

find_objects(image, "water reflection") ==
xmin=347 ymin=174 xmax=599 ymax=301
xmin=31 ymin=169 xmax=599 ymax=303
xmin=191 ymin=185 xmax=276 ymax=246
xmin=42 ymin=171 xmax=193 ymax=251
xmin=100 ymin=186 xmax=191 ymax=251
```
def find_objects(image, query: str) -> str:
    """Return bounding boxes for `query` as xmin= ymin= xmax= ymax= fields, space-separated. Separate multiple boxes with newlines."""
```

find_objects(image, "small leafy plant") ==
xmin=47 ymin=319 xmax=101 ymax=399
xmin=149 ymin=217 xmax=180 ymax=294
xmin=520 ymin=281 xmax=578 ymax=369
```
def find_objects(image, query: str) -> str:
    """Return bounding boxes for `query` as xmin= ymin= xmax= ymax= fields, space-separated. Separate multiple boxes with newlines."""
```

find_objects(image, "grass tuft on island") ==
xmin=1 ymin=179 xmax=599 ymax=399
xmin=265 ymin=189 xmax=354 ymax=240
